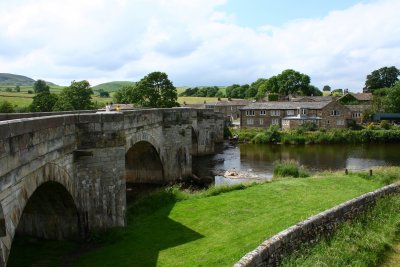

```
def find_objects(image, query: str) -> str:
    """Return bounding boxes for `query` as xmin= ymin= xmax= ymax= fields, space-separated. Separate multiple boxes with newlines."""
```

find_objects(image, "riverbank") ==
xmin=231 ymin=127 xmax=400 ymax=145
xmin=8 ymin=167 xmax=400 ymax=266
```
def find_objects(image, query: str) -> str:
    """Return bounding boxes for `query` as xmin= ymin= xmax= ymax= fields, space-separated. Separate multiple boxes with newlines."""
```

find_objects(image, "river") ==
xmin=193 ymin=142 xmax=400 ymax=186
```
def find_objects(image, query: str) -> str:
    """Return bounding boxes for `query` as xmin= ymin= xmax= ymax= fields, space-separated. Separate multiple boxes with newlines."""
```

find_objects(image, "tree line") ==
xmin=1 ymin=67 xmax=399 ymax=113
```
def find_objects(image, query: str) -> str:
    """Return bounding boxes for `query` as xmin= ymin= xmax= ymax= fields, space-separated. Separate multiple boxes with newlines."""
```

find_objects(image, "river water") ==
xmin=193 ymin=142 xmax=400 ymax=186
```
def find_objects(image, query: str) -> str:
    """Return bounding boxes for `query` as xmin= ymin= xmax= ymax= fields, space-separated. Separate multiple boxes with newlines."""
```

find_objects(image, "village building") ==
xmin=240 ymin=101 xmax=352 ymax=130
xmin=204 ymin=99 xmax=251 ymax=121
xmin=345 ymin=104 xmax=370 ymax=124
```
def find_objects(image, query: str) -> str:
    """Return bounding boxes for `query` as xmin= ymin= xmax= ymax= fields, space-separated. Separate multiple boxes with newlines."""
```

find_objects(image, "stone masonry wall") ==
xmin=234 ymin=183 xmax=400 ymax=267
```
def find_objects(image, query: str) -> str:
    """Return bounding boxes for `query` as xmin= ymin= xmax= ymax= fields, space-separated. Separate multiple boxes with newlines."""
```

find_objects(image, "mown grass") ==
xmin=9 ymin=168 xmax=400 ymax=267
xmin=281 ymin=194 xmax=400 ymax=267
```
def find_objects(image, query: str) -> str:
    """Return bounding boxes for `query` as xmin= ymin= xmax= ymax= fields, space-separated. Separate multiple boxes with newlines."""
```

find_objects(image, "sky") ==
xmin=0 ymin=0 xmax=399 ymax=92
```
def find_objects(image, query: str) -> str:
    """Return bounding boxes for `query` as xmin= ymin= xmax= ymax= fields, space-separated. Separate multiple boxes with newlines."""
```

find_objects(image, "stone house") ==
xmin=205 ymin=100 xmax=251 ymax=121
xmin=240 ymin=101 xmax=351 ymax=130
xmin=345 ymin=105 xmax=370 ymax=124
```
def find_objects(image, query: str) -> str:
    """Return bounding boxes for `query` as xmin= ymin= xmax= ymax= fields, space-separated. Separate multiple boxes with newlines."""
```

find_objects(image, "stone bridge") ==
xmin=0 ymin=108 xmax=224 ymax=266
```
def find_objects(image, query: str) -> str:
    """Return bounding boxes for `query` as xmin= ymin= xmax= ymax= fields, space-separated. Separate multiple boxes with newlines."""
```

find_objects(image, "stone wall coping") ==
xmin=234 ymin=182 xmax=400 ymax=267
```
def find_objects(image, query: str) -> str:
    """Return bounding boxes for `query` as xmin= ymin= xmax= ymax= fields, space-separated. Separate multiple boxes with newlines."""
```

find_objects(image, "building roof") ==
xmin=206 ymin=100 xmax=251 ymax=107
xmin=240 ymin=101 xmax=331 ymax=110
xmin=372 ymin=113 xmax=400 ymax=121
xmin=352 ymin=93 xmax=372 ymax=101
xmin=181 ymin=103 xmax=206 ymax=109
xmin=338 ymin=93 xmax=373 ymax=102
xmin=345 ymin=105 xmax=370 ymax=112
xmin=290 ymin=96 xmax=335 ymax=102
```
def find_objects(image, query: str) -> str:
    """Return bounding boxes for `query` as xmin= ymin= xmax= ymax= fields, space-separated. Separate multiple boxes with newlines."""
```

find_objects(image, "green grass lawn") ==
xmin=9 ymin=168 xmax=399 ymax=267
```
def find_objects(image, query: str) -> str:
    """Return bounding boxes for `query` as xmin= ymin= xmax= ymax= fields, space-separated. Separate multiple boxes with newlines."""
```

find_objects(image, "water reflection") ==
xmin=195 ymin=142 xmax=400 ymax=186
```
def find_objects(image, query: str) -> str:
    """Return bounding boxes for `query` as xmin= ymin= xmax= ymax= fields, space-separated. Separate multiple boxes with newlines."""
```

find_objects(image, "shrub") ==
xmin=380 ymin=120 xmax=390 ymax=130
xmin=0 ymin=100 xmax=15 ymax=113
xmin=273 ymin=160 xmax=309 ymax=178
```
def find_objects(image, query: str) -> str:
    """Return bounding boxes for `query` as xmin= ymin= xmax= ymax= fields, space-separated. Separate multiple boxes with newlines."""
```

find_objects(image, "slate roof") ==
xmin=290 ymin=96 xmax=334 ymax=102
xmin=206 ymin=100 xmax=251 ymax=106
xmin=240 ymin=101 xmax=331 ymax=110
xmin=352 ymin=93 xmax=372 ymax=101
xmin=345 ymin=105 xmax=370 ymax=112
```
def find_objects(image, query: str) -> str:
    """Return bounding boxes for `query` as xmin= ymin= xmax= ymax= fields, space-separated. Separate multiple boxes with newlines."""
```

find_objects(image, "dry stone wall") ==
xmin=234 ymin=183 xmax=400 ymax=267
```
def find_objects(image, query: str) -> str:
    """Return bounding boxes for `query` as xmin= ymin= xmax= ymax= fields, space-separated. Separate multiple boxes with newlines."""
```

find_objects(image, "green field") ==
xmin=8 ymin=168 xmax=400 ymax=267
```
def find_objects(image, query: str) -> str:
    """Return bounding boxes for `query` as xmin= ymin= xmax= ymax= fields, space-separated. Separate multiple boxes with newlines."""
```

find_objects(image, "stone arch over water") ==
xmin=125 ymin=141 xmax=165 ymax=184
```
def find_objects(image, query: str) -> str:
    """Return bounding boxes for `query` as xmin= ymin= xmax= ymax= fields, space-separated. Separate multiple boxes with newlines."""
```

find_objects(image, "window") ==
xmin=259 ymin=118 xmax=264 ymax=125
xmin=331 ymin=110 xmax=340 ymax=116
xmin=336 ymin=119 xmax=345 ymax=126
xmin=272 ymin=118 xmax=280 ymax=125
xmin=282 ymin=119 xmax=290 ymax=126
xmin=286 ymin=110 xmax=295 ymax=116
xmin=299 ymin=108 xmax=307 ymax=115
xmin=247 ymin=118 xmax=254 ymax=125
xmin=260 ymin=110 xmax=267 ymax=115
xmin=352 ymin=112 xmax=361 ymax=118
xmin=271 ymin=110 xmax=280 ymax=116
xmin=246 ymin=110 xmax=255 ymax=116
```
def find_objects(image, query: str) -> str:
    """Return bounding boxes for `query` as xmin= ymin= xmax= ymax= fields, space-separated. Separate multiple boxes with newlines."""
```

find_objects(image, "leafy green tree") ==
xmin=15 ymin=85 xmax=20 ymax=92
xmin=322 ymin=85 xmax=331 ymax=92
xmin=30 ymin=92 xmax=58 ymax=112
xmin=385 ymin=82 xmax=400 ymax=112
xmin=225 ymin=84 xmax=240 ymax=98
xmin=307 ymin=85 xmax=323 ymax=96
xmin=276 ymin=69 xmax=311 ymax=96
xmin=130 ymin=72 xmax=178 ymax=108
xmin=365 ymin=66 xmax=400 ymax=91
xmin=113 ymin=85 xmax=137 ymax=103
xmin=33 ymin=79 xmax=50 ymax=94
xmin=53 ymin=80 xmax=94 ymax=111
xmin=0 ymin=100 xmax=15 ymax=113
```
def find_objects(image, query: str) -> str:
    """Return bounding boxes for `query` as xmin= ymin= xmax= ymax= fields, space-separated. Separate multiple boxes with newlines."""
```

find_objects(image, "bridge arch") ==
xmin=125 ymin=141 xmax=165 ymax=184
xmin=2 ymin=163 xmax=80 ymax=265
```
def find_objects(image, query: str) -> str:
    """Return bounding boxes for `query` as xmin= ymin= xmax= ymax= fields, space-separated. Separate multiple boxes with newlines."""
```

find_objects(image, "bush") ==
xmin=0 ymin=100 xmax=15 ymax=113
xmin=380 ymin=120 xmax=391 ymax=130
xmin=273 ymin=160 xmax=309 ymax=178
xmin=251 ymin=125 xmax=281 ymax=144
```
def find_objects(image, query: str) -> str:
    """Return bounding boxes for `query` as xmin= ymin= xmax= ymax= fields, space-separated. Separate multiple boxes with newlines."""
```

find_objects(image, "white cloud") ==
xmin=0 ymin=0 xmax=399 ymax=92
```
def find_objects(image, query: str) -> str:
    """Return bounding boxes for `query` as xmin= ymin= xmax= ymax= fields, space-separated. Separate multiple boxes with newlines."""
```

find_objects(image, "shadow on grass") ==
xmin=118 ymin=196 xmax=205 ymax=267
xmin=8 ymin=190 xmax=204 ymax=267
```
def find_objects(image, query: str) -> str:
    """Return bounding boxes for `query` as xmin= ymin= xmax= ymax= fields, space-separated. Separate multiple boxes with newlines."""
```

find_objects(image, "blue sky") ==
xmin=0 ymin=0 xmax=398 ymax=92
xmin=219 ymin=0 xmax=371 ymax=28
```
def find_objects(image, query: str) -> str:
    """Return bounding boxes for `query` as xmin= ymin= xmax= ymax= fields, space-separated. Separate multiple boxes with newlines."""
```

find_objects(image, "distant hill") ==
xmin=0 ymin=73 xmax=57 ymax=86
xmin=92 ymin=81 xmax=135 ymax=93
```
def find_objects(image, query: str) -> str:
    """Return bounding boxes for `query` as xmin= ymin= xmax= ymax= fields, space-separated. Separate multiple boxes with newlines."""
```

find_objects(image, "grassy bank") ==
xmin=282 ymin=194 xmax=400 ymax=267
xmin=232 ymin=127 xmax=400 ymax=145
xmin=8 ymin=168 xmax=400 ymax=267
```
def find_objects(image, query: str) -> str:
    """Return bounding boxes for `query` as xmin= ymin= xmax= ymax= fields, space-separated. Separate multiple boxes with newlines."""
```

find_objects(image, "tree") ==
xmin=30 ymin=92 xmax=58 ymax=112
xmin=365 ymin=66 xmax=400 ymax=91
xmin=384 ymin=82 xmax=400 ymax=113
xmin=129 ymin=72 xmax=178 ymax=108
xmin=15 ymin=85 xmax=21 ymax=92
xmin=53 ymin=80 xmax=94 ymax=111
xmin=0 ymin=100 xmax=15 ymax=113
xmin=276 ymin=69 xmax=311 ymax=96
xmin=307 ymin=85 xmax=323 ymax=96
xmin=322 ymin=85 xmax=331 ymax=92
xmin=33 ymin=79 xmax=50 ymax=94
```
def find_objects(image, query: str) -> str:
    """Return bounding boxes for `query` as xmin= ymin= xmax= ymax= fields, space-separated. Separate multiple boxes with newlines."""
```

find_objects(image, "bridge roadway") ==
xmin=0 ymin=108 xmax=224 ymax=266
